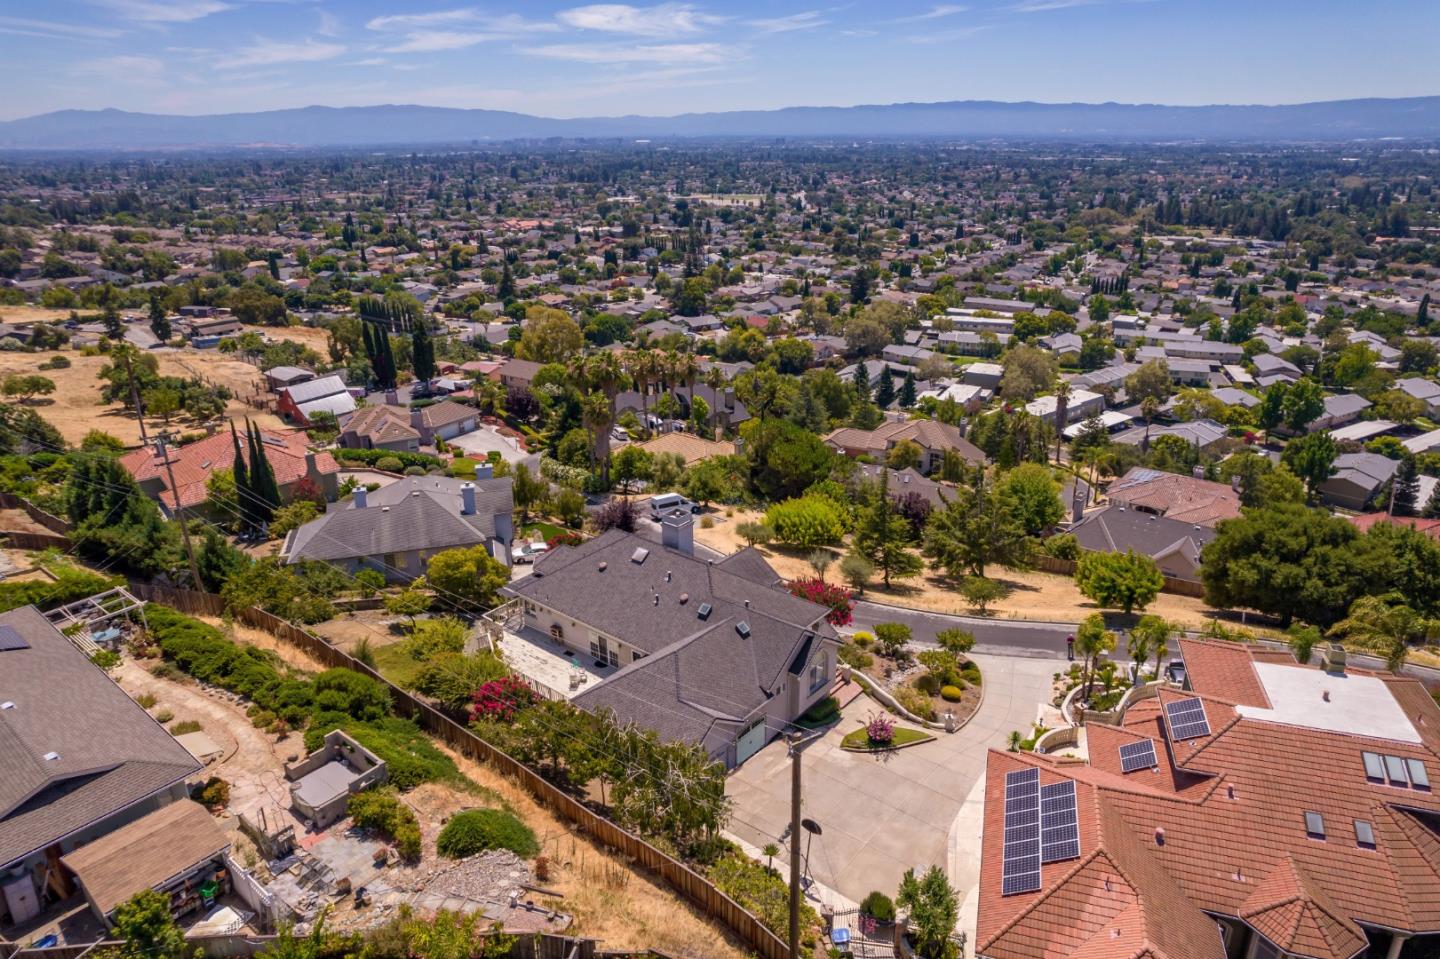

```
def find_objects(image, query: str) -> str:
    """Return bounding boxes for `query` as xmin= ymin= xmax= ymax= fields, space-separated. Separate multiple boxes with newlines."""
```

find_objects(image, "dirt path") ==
xmin=112 ymin=658 xmax=299 ymax=823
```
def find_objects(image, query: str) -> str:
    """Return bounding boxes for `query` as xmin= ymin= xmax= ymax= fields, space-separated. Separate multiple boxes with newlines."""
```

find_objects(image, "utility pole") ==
xmin=157 ymin=433 xmax=203 ymax=590
xmin=121 ymin=348 xmax=149 ymax=446
xmin=788 ymin=731 xmax=804 ymax=959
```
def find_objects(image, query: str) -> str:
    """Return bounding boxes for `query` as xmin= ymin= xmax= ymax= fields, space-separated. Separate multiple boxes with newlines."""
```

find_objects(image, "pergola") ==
xmin=43 ymin=586 xmax=148 ymax=653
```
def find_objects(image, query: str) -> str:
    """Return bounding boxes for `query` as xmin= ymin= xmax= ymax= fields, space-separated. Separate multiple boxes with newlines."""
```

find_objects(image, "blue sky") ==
xmin=2 ymin=0 xmax=1437 ymax=120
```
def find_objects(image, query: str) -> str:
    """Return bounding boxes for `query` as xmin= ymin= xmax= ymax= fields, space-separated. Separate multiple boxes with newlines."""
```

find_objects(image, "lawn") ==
xmin=370 ymin=640 xmax=427 ymax=689
xmin=841 ymin=725 xmax=933 ymax=752
xmin=520 ymin=521 xmax=568 ymax=542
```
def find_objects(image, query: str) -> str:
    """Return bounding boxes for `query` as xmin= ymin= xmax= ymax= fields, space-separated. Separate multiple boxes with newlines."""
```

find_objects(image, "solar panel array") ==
xmin=1164 ymin=698 xmax=1211 ymax=741
xmin=1040 ymin=781 xmax=1081 ymax=863
xmin=1002 ymin=769 xmax=1082 ymax=895
xmin=1002 ymin=769 xmax=1041 ymax=895
xmin=0 ymin=624 xmax=29 ymax=651
xmin=1119 ymin=739 xmax=1158 ymax=773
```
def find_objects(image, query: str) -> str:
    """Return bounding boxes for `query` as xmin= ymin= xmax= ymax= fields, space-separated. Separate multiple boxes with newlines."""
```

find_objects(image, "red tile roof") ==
xmin=120 ymin=427 xmax=338 ymax=511
xmin=979 ymin=647 xmax=1440 ymax=959
xmin=1106 ymin=467 xmax=1241 ymax=527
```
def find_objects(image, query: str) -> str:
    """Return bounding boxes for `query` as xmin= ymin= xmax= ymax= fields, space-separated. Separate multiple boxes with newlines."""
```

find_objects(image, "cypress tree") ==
xmin=1393 ymin=455 xmax=1420 ymax=517
xmin=231 ymin=422 xmax=254 ymax=533
xmin=1419 ymin=293 xmax=1431 ymax=329
xmin=245 ymin=421 xmax=278 ymax=527
xmin=380 ymin=331 xmax=397 ymax=389
xmin=412 ymin=316 xmax=436 ymax=384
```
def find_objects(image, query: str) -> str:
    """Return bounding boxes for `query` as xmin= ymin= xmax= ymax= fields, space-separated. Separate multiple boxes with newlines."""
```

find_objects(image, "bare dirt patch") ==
xmin=0 ymin=347 xmax=287 ymax=447
xmin=694 ymin=508 xmax=1225 ymax=628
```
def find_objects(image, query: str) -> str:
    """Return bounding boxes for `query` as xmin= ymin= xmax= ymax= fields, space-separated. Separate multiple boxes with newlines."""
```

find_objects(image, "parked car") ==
xmin=649 ymin=492 xmax=701 ymax=521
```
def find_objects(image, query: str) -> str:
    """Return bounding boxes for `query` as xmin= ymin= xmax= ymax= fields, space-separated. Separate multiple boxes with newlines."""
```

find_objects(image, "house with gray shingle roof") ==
xmin=498 ymin=524 xmax=838 ymax=768
xmin=0 ymin=606 xmax=201 ymax=922
xmin=282 ymin=468 xmax=514 ymax=579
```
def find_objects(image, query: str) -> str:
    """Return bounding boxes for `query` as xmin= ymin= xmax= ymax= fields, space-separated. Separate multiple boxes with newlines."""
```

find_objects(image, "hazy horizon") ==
xmin=3 ymin=0 xmax=1439 ymax=123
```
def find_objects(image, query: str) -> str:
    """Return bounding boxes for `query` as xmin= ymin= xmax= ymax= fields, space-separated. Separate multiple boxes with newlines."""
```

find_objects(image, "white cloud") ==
xmin=366 ymin=8 xmax=479 ymax=30
xmin=901 ymin=24 xmax=990 ymax=42
xmin=0 ymin=16 xmax=123 ymax=39
xmin=523 ymin=41 xmax=734 ymax=64
xmin=90 ymin=0 xmax=231 ymax=22
xmin=72 ymin=54 xmax=166 ymax=77
xmin=556 ymin=3 xmax=724 ymax=37
xmin=388 ymin=30 xmax=497 ymax=52
xmin=1012 ymin=0 xmax=1100 ymax=11
xmin=218 ymin=37 xmax=345 ymax=68
xmin=892 ymin=4 xmax=969 ymax=21
xmin=317 ymin=9 xmax=340 ymax=36
xmin=746 ymin=11 xmax=827 ymax=34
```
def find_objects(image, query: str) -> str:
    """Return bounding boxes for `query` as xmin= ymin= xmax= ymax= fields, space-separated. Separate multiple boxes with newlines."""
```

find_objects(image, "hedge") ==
xmin=332 ymin=447 xmax=444 ymax=471
xmin=347 ymin=790 xmax=421 ymax=861
xmin=0 ymin=564 xmax=121 ymax=614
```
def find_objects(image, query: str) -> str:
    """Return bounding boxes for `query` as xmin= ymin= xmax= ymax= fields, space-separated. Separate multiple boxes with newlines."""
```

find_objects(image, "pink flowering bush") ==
xmin=866 ymin=713 xmax=895 ymax=745
xmin=470 ymin=675 xmax=539 ymax=722
xmin=786 ymin=577 xmax=854 ymax=627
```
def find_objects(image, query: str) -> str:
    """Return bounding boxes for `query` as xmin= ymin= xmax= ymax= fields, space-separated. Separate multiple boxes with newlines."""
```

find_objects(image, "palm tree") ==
xmin=571 ymin=352 xmax=628 ymax=484
xmin=1140 ymin=396 xmax=1160 ymax=451
xmin=704 ymin=365 xmax=728 ymax=436
xmin=673 ymin=350 xmax=701 ymax=427
xmin=1053 ymin=380 xmax=1071 ymax=462
xmin=1131 ymin=615 xmax=1172 ymax=683
xmin=1075 ymin=613 xmax=1116 ymax=702
xmin=1328 ymin=595 xmax=1434 ymax=673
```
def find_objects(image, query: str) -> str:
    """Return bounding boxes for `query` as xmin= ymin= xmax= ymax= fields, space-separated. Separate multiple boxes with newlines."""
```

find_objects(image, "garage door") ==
xmin=734 ymin=719 xmax=769 ymax=765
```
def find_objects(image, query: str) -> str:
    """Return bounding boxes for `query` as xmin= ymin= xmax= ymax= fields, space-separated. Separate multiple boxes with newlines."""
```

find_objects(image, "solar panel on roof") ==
xmin=1040 ymin=781 xmax=1080 ymax=864
xmin=1119 ymin=740 xmax=1158 ymax=773
xmin=1164 ymin=698 xmax=1211 ymax=741
xmin=0 ymin=625 xmax=29 ymax=651
xmin=1002 ymin=769 xmax=1041 ymax=895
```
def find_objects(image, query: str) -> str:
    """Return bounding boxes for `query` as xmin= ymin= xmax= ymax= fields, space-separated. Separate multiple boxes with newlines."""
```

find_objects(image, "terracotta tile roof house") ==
xmin=120 ymin=428 xmax=340 ymax=515
xmin=500 ymin=527 xmax=838 ymax=768
xmin=282 ymin=470 xmax=514 ymax=581
xmin=1105 ymin=467 xmax=1241 ymax=527
xmin=978 ymin=640 xmax=1440 ymax=959
xmin=824 ymin=419 xmax=985 ymax=475
xmin=0 ymin=606 xmax=201 ymax=920
xmin=1068 ymin=504 xmax=1216 ymax=581
xmin=633 ymin=432 xmax=737 ymax=465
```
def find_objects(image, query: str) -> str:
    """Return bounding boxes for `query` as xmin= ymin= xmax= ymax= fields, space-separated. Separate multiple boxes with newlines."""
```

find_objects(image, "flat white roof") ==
xmin=1237 ymin=662 xmax=1420 ymax=744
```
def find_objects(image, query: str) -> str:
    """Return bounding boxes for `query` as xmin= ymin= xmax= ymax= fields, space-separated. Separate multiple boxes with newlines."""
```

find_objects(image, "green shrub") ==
xmin=0 ymin=563 xmax=120 ymax=614
xmin=961 ymin=661 xmax=982 ymax=685
xmin=136 ymin=692 xmax=157 ymax=709
xmin=170 ymin=719 xmax=203 ymax=735
xmin=861 ymin=890 xmax=895 ymax=923
xmin=851 ymin=631 xmax=874 ymax=648
xmin=375 ymin=456 xmax=404 ymax=473
xmin=155 ymin=709 xmax=174 ymax=723
xmin=895 ymin=686 xmax=936 ymax=721
xmin=347 ymin=790 xmax=422 ymax=861
xmin=798 ymin=696 xmax=840 ymax=727
xmin=764 ymin=495 xmax=846 ymax=548
xmin=915 ymin=673 xmax=940 ymax=696
xmin=437 ymin=808 xmax=539 ymax=859
xmin=333 ymin=447 xmax=444 ymax=471
xmin=710 ymin=852 xmax=819 ymax=940
xmin=196 ymin=777 xmax=230 ymax=811
xmin=90 ymin=649 xmax=121 ymax=672
xmin=837 ymin=644 xmax=873 ymax=669
xmin=940 ymin=685 xmax=964 ymax=702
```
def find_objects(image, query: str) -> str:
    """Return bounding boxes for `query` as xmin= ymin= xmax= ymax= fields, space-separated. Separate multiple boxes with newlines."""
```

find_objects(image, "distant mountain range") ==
xmin=2 ymin=97 xmax=1439 ymax=150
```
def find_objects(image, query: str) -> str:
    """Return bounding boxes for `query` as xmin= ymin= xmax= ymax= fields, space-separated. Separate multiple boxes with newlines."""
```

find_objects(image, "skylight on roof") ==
xmin=697 ymin=602 xmax=712 ymax=620
xmin=1354 ymin=820 xmax=1376 ymax=849
xmin=1364 ymin=751 xmax=1429 ymax=791
xmin=1304 ymin=811 xmax=1325 ymax=839
xmin=736 ymin=621 xmax=751 ymax=638
xmin=631 ymin=547 xmax=650 ymax=564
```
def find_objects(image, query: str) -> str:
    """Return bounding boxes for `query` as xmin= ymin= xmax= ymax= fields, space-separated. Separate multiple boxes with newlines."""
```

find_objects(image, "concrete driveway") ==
xmin=725 ymin=652 xmax=1057 ymax=909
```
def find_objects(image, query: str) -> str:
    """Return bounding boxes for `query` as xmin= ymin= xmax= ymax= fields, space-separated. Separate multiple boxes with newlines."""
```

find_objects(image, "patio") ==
xmin=495 ymin=625 xmax=617 ymax=700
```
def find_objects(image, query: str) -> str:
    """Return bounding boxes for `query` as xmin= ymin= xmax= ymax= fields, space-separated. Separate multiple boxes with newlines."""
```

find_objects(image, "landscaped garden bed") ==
xmin=841 ymin=713 xmax=933 ymax=752
xmin=838 ymin=622 xmax=983 ymax=727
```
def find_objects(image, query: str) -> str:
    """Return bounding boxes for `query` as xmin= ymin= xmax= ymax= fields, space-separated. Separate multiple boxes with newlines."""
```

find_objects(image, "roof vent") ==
xmin=679 ymin=593 xmax=690 ymax=604
xmin=1227 ymin=784 xmax=1236 ymax=800
xmin=381 ymin=506 xmax=390 ymax=512
xmin=1154 ymin=827 xmax=1165 ymax=846
xmin=0 ymin=701 xmax=13 ymax=709
xmin=43 ymin=751 xmax=60 ymax=761
xmin=598 ymin=561 xmax=607 ymax=572
xmin=736 ymin=621 xmax=751 ymax=638
xmin=653 ymin=593 xmax=660 ymax=606
xmin=665 ymin=570 xmax=672 ymax=582
xmin=631 ymin=547 xmax=650 ymax=564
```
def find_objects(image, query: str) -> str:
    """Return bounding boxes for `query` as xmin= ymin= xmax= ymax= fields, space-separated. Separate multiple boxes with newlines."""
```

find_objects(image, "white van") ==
xmin=649 ymin=492 xmax=698 ymax=521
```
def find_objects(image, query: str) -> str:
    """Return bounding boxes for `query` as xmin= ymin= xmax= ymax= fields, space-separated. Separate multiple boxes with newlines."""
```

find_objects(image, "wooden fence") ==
xmin=126 ymin=583 xmax=790 ymax=959
xmin=1031 ymin=554 xmax=1208 ymax=599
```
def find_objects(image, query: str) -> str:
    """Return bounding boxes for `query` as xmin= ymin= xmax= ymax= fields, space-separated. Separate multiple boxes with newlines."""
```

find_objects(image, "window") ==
xmin=1251 ymin=934 xmax=1281 ymax=959
xmin=1362 ymin=751 xmax=1385 ymax=782
xmin=1354 ymin=820 xmax=1376 ymax=849
xmin=1385 ymin=754 xmax=1409 ymax=785
xmin=1304 ymin=811 xmax=1325 ymax=839
xmin=809 ymin=652 xmax=829 ymax=693
xmin=1407 ymin=759 xmax=1430 ymax=790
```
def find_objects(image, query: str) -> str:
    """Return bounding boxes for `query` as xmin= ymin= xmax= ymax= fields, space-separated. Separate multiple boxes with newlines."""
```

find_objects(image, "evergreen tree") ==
xmin=1420 ymin=293 xmax=1431 ymax=329
xmin=244 ymin=421 xmax=279 ymax=527
xmin=875 ymin=365 xmax=896 ymax=408
xmin=498 ymin=260 xmax=515 ymax=301
xmin=412 ymin=316 xmax=436 ymax=384
xmin=853 ymin=361 xmax=870 ymax=401
xmin=850 ymin=266 xmax=870 ymax=304
xmin=230 ymin=422 xmax=254 ymax=533
xmin=1393 ymin=454 xmax=1420 ymax=516
xmin=898 ymin=371 xmax=917 ymax=408
xmin=147 ymin=290 xmax=171 ymax=341
xmin=852 ymin=470 xmax=924 ymax=587
xmin=381 ymin=331 xmax=397 ymax=389
xmin=1424 ymin=481 xmax=1440 ymax=519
